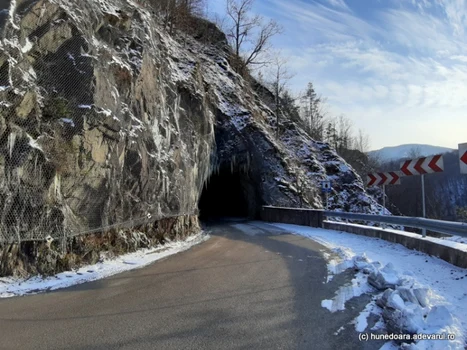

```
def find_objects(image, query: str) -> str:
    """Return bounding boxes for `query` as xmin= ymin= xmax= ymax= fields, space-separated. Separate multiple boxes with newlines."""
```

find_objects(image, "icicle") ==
xmin=162 ymin=173 xmax=166 ymax=198
xmin=231 ymin=154 xmax=236 ymax=173
xmin=34 ymin=154 xmax=39 ymax=179
xmin=165 ymin=176 xmax=169 ymax=197
xmin=54 ymin=174 xmax=61 ymax=200
xmin=157 ymin=203 xmax=162 ymax=217
xmin=8 ymin=132 xmax=16 ymax=158
xmin=9 ymin=0 xmax=20 ymax=31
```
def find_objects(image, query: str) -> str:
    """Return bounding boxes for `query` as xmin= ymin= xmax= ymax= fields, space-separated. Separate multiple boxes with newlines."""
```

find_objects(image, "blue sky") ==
xmin=207 ymin=0 xmax=467 ymax=150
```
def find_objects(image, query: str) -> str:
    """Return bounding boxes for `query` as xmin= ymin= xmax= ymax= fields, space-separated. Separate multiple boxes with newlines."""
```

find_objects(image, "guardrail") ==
xmin=261 ymin=206 xmax=467 ymax=268
xmin=261 ymin=206 xmax=467 ymax=238
xmin=324 ymin=211 xmax=467 ymax=238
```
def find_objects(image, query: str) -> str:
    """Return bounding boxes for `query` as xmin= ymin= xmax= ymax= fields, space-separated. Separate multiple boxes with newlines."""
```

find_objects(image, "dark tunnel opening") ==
xmin=198 ymin=167 xmax=259 ymax=222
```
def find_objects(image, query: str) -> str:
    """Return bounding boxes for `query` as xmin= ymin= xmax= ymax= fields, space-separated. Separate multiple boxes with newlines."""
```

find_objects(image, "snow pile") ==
xmin=362 ymin=260 xmax=463 ymax=349
xmin=269 ymin=223 xmax=467 ymax=349
xmin=334 ymin=254 xmax=464 ymax=349
xmin=368 ymin=262 xmax=402 ymax=290
xmin=0 ymin=232 xmax=209 ymax=298
xmin=326 ymin=252 xmax=464 ymax=349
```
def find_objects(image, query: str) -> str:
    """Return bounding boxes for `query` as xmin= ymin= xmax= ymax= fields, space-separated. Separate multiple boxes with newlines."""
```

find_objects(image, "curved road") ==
xmin=0 ymin=221 xmax=383 ymax=349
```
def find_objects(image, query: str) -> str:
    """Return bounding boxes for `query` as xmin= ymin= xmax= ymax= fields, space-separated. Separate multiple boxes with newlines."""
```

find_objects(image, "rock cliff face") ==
xmin=0 ymin=0 xmax=384 ymax=275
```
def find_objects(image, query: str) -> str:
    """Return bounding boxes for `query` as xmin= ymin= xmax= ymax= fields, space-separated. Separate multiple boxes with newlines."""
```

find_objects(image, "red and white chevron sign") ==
xmin=367 ymin=171 xmax=402 ymax=187
xmin=460 ymin=143 xmax=467 ymax=175
xmin=400 ymin=155 xmax=444 ymax=176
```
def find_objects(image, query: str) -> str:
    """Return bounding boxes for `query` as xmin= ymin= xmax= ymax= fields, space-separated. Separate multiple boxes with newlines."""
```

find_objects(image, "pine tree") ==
xmin=301 ymin=82 xmax=324 ymax=141
xmin=281 ymin=90 xmax=299 ymax=119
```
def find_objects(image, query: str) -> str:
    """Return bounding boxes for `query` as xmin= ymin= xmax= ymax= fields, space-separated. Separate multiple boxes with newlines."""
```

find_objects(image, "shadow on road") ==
xmin=0 ymin=220 xmax=386 ymax=350
xmin=200 ymin=222 xmax=384 ymax=350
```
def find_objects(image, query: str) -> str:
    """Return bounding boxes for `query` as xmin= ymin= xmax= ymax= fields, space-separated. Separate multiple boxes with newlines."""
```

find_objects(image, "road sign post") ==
xmin=421 ymin=174 xmax=426 ymax=237
xmin=382 ymin=184 xmax=386 ymax=213
xmin=382 ymin=184 xmax=387 ymax=228
xmin=367 ymin=171 xmax=401 ymax=226
xmin=321 ymin=180 xmax=332 ymax=210
xmin=400 ymin=155 xmax=444 ymax=237
xmin=366 ymin=171 xmax=401 ymax=220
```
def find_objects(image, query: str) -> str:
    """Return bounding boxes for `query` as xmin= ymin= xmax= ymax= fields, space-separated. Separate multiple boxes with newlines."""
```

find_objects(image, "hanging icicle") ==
xmin=8 ymin=132 xmax=16 ymax=159
xmin=54 ymin=173 xmax=61 ymax=201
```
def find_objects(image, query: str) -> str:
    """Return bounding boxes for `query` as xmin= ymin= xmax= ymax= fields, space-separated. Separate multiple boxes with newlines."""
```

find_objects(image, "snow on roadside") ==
xmin=0 ymin=232 xmax=209 ymax=298
xmin=441 ymin=235 xmax=467 ymax=245
xmin=269 ymin=223 xmax=467 ymax=349
xmin=327 ymin=222 xmax=467 ymax=253
xmin=321 ymin=270 xmax=374 ymax=312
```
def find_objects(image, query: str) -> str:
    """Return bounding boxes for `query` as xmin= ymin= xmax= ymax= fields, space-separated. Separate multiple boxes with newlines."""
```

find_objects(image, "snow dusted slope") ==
xmin=281 ymin=125 xmax=387 ymax=213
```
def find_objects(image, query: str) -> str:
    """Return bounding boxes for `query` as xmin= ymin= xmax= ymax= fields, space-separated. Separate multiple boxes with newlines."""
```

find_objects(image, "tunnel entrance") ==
xmin=198 ymin=168 xmax=258 ymax=221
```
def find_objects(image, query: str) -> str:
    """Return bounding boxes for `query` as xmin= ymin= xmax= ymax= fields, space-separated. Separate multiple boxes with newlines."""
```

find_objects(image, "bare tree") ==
xmin=336 ymin=114 xmax=353 ymax=153
xmin=148 ymin=0 xmax=205 ymax=33
xmin=325 ymin=118 xmax=338 ymax=149
xmin=266 ymin=54 xmax=294 ymax=136
xmin=353 ymin=129 xmax=371 ymax=153
xmin=407 ymin=146 xmax=422 ymax=159
xmin=225 ymin=0 xmax=282 ymax=69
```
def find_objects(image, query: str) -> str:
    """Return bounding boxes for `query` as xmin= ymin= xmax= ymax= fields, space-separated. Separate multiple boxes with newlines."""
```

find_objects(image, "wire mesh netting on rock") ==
xmin=0 ymin=0 xmax=209 ymax=245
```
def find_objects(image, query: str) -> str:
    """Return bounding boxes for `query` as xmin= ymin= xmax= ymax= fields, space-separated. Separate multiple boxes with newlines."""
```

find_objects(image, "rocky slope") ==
xmin=0 ymin=0 xmax=384 ymax=275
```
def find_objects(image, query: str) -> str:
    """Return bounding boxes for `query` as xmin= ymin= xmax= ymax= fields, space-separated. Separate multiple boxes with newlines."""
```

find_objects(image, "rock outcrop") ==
xmin=0 ymin=0 xmax=384 ymax=275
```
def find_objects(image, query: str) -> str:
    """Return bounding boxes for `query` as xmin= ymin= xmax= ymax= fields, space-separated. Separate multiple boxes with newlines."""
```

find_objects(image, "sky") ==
xmin=207 ymin=0 xmax=467 ymax=151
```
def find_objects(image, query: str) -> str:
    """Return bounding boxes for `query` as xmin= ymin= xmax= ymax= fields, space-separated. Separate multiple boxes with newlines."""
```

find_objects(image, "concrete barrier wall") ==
xmin=324 ymin=221 xmax=467 ymax=269
xmin=260 ymin=206 xmax=467 ymax=269
xmin=260 ymin=207 xmax=323 ymax=228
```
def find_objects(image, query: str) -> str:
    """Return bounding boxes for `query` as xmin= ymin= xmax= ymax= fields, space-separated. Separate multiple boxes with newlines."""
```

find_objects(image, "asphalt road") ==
xmin=0 ymin=221 xmax=383 ymax=350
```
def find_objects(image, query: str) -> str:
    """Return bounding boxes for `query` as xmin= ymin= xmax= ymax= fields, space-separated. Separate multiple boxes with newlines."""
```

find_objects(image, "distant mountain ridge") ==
xmin=368 ymin=144 xmax=455 ymax=162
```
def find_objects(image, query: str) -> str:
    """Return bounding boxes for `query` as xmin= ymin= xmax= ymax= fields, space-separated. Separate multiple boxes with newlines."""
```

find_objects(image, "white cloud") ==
xmin=450 ymin=55 xmax=467 ymax=62
xmin=277 ymin=0 xmax=467 ymax=147
xmin=326 ymin=0 xmax=351 ymax=11
xmin=436 ymin=0 xmax=467 ymax=36
xmin=219 ymin=0 xmax=467 ymax=148
xmin=270 ymin=0 xmax=381 ymax=43
xmin=380 ymin=9 xmax=463 ymax=54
